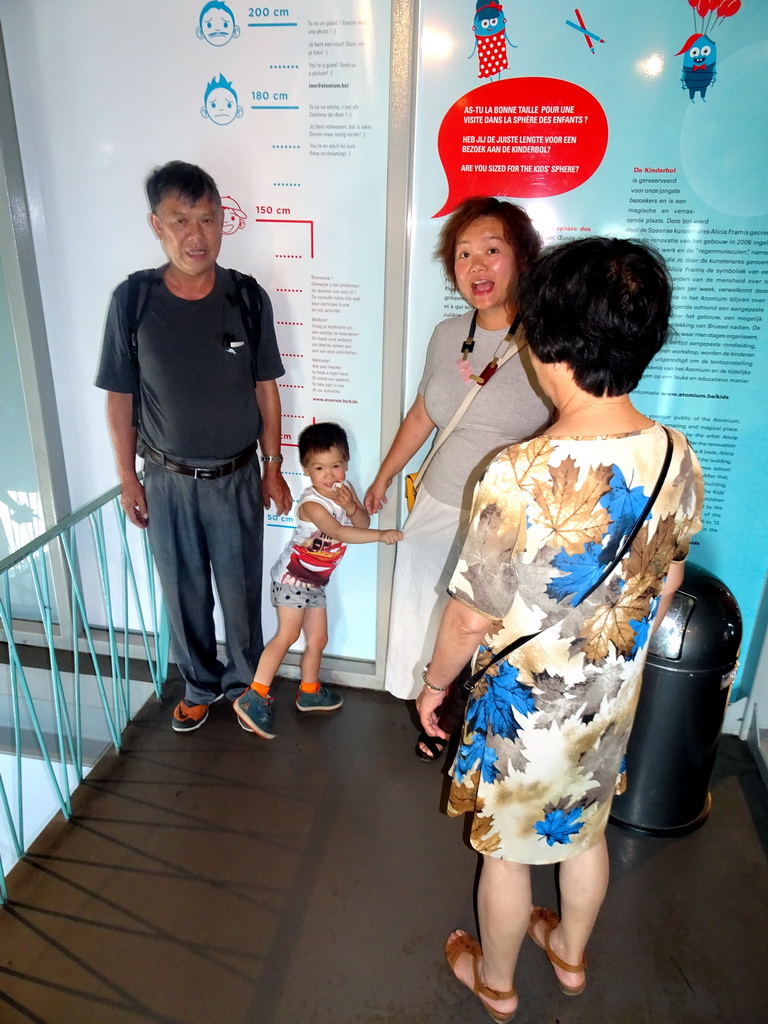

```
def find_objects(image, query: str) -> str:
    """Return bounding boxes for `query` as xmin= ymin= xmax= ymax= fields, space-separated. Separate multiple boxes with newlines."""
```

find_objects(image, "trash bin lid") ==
xmin=647 ymin=562 xmax=742 ymax=670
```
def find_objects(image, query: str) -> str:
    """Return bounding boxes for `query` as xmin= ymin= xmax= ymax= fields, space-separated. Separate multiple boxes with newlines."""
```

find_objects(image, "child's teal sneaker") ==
xmin=295 ymin=686 xmax=343 ymax=713
xmin=234 ymin=689 xmax=276 ymax=739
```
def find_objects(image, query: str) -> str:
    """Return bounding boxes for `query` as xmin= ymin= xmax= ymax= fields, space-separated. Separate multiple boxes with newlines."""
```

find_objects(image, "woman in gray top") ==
xmin=365 ymin=197 xmax=551 ymax=759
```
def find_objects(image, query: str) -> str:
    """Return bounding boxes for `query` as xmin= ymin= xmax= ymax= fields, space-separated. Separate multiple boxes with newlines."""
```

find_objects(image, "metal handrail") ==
xmin=0 ymin=484 xmax=123 ymax=575
xmin=0 ymin=485 xmax=169 ymax=902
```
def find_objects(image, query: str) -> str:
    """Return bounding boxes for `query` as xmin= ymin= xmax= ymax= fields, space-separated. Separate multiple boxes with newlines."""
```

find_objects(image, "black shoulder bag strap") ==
xmin=463 ymin=427 xmax=675 ymax=690
xmin=226 ymin=269 xmax=263 ymax=384
xmin=125 ymin=270 xmax=160 ymax=429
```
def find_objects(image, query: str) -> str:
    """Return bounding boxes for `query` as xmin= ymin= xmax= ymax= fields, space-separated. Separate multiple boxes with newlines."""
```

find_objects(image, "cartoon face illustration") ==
xmin=675 ymin=33 xmax=717 ymax=102
xmin=680 ymin=34 xmax=716 ymax=71
xmin=469 ymin=1 xmax=515 ymax=81
xmin=201 ymin=74 xmax=243 ymax=125
xmin=220 ymin=196 xmax=247 ymax=234
xmin=473 ymin=3 xmax=504 ymax=37
xmin=197 ymin=2 xmax=240 ymax=46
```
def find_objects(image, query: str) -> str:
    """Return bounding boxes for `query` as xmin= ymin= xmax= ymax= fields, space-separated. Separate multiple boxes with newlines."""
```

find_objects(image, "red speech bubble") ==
xmin=435 ymin=77 xmax=608 ymax=217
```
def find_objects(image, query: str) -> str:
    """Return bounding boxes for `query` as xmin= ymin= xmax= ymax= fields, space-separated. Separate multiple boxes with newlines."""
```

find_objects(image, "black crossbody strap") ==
xmin=578 ymin=426 xmax=674 ymax=603
xmin=464 ymin=427 xmax=674 ymax=689
xmin=465 ymin=632 xmax=540 ymax=689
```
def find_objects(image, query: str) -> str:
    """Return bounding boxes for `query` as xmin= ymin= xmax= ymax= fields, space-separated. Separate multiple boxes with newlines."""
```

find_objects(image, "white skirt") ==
xmin=384 ymin=489 xmax=470 ymax=700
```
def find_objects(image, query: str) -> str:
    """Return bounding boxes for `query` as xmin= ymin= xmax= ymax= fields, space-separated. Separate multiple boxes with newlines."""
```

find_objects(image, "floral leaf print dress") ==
xmin=446 ymin=424 xmax=703 ymax=864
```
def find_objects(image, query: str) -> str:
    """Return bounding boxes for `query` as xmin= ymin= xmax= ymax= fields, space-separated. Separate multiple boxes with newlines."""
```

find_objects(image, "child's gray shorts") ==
xmin=271 ymin=580 xmax=326 ymax=609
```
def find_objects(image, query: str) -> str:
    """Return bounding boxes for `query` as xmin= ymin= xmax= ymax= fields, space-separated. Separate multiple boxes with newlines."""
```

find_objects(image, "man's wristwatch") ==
xmin=261 ymin=454 xmax=284 ymax=464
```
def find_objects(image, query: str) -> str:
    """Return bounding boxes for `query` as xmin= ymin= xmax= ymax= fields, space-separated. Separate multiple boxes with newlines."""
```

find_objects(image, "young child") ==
xmin=235 ymin=422 xmax=402 ymax=738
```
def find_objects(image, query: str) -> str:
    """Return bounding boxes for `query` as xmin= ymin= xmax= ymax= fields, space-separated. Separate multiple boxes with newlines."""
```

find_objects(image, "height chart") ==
xmin=0 ymin=0 xmax=392 ymax=661
xmin=190 ymin=1 xmax=393 ymax=657
xmin=407 ymin=0 xmax=768 ymax=700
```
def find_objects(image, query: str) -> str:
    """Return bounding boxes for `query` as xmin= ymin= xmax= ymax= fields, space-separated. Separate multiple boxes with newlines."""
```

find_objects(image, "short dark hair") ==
xmin=517 ymin=237 xmax=672 ymax=397
xmin=434 ymin=196 xmax=541 ymax=289
xmin=298 ymin=422 xmax=350 ymax=464
xmin=145 ymin=161 xmax=221 ymax=213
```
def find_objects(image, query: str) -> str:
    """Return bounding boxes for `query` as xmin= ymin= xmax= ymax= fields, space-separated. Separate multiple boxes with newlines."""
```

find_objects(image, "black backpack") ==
xmin=124 ymin=268 xmax=263 ymax=428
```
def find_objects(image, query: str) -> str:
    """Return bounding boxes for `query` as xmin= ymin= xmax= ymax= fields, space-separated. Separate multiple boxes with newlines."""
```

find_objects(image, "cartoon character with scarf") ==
xmin=470 ymin=0 xmax=516 ymax=80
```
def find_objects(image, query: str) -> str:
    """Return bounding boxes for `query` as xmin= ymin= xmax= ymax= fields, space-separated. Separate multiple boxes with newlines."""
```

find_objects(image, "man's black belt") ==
xmin=142 ymin=441 xmax=258 ymax=480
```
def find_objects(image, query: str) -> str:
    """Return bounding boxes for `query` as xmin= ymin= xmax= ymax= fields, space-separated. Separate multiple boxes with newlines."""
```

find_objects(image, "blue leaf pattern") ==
xmin=455 ymin=698 xmax=498 ymax=784
xmin=455 ymin=650 xmax=537 ymax=785
xmin=534 ymin=806 xmax=585 ymax=846
xmin=629 ymin=594 xmax=660 ymax=659
xmin=547 ymin=466 xmax=651 ymax=605
xmin=548 ymin=541 xmax=607 ymax=604
xmin=486 ymin=654 xmax=536 ymax=735
xmin=600 ymin=465 xmax=648 ymax=541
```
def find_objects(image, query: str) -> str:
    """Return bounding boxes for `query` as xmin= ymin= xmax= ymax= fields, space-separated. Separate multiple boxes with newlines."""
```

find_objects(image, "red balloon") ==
xmin=687 ymin=0 xmax=698 ymax=7
xmin=707 ymin=0 xmax=720 ymax=10
xmin=718 ymin=0 xmax=741 ymax=16
xmin=697 ymin=0 xmax=709 ymax=16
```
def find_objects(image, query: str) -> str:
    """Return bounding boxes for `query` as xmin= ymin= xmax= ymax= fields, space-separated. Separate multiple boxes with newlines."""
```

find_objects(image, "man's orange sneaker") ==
xmin=172 ymin=699 xmax=210 ymax=733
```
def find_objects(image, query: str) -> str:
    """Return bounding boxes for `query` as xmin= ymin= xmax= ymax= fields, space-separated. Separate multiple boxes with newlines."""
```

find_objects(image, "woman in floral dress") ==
xmin=417 ymin=237 xmax=703 ymax=1022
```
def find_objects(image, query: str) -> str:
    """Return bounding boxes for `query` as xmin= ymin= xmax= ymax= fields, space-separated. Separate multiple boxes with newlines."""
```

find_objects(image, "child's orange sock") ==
xmin=299 ymin=680 xmax=321 ymax=694
xmin=250 ymin=681 xmax=271 ymax=698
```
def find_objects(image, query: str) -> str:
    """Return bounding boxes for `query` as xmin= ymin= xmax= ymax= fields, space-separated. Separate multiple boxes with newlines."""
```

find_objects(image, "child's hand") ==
xmin=334 ymin=482 xmax=357 ymax=516
xmin=379 ymin=530 xmax=404 ymax=545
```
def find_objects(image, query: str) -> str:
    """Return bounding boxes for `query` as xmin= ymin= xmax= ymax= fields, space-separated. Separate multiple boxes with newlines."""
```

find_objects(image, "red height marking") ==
xmin=255 ymin=218 xmax=315 ymax=258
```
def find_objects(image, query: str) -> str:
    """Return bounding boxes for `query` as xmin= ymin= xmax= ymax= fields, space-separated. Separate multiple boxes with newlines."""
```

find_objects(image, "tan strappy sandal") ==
xmin=444 ymin=930 xmax=518 ymax=1023
xmin=527 ymin=906 xmax=587 ymax=996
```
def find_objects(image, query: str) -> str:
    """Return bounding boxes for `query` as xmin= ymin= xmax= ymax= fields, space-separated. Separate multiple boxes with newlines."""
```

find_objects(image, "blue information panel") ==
xmin=407 ymin=0 xmax=767 ymax=699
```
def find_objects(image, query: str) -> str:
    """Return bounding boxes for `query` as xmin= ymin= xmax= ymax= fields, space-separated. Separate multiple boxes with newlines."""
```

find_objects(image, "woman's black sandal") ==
xmin=415 ymin=731 xmax=447 ymax=763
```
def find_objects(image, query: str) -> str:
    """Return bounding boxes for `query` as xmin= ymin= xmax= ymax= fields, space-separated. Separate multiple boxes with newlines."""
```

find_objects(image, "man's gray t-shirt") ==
xmin=96 ymin=265 xmax=284 ymax=460
xmin=417 ymin=310 xmax=551 ymax=509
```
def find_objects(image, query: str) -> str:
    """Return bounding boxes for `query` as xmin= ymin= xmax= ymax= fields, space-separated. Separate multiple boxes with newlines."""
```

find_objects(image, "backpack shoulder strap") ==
xmin=125 ymin=270 xmax=158 ymax=348
xmin=124 ymin=270 xmax=159 ymax=428
xmin=227 ymin=269 xmax=263 ymax=381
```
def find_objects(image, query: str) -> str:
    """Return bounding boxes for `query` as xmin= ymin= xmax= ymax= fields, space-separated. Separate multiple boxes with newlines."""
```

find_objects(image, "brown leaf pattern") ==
xmin=579 ymin=514 xmax=677 ymax=662
xmin=531 ymin=457 xmax=613 ymax=553
xmin=446 ymin=426 xmax=703 ymax=865
xmin=505 ymin=436 xmax=555 ymax=489
xmin=470 ymin=812 xmax=503 ymax=855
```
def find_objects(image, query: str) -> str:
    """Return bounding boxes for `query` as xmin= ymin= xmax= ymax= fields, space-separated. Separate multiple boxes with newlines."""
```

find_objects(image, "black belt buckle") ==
xmin=193 ymin=466 xmax=220 ymax=480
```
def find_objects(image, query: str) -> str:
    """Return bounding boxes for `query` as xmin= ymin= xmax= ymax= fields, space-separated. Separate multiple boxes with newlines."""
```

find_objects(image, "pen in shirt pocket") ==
xmin=223 ymin=332 xmax=244 ymax=352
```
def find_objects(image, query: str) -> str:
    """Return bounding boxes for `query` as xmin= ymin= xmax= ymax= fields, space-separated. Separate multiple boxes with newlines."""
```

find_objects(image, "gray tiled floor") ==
xmin=1 ymin=679 xmax=767 ymax=1024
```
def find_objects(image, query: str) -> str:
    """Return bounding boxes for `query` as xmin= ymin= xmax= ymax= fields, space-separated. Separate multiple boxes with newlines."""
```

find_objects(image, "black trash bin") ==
xmin=610 ymin=563 xmax=742 ymax=837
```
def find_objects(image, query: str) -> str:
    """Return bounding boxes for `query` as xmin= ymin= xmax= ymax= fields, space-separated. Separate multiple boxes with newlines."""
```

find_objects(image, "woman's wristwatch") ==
xmin=422 ymin=665 xmax=448 ymax=693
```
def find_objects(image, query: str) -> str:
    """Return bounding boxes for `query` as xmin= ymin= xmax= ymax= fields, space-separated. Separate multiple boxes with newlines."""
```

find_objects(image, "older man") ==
xmin=96 ymin=160 xmax=291 ymax=731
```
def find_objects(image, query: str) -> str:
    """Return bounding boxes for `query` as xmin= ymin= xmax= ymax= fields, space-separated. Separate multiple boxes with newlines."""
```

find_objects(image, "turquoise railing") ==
xmin=0 ymin=485 xmax=168 ymax=903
